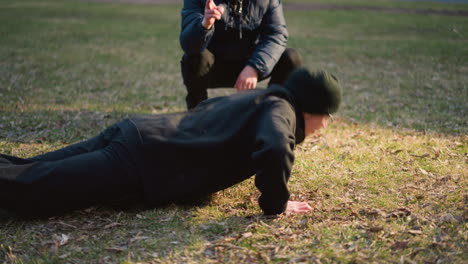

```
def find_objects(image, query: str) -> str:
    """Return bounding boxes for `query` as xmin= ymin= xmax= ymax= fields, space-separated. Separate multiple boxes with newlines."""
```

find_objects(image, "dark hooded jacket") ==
xmin=129 ymin=86 xmax=304 ymax=215
xmin=180 ymin=0 xmax=288 ymax=79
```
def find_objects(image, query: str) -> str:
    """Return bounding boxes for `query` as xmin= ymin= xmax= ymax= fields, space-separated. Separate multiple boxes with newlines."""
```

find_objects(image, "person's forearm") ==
xmin=253 ymin=101 xmax=296 ymax=215
xmin=247 ymin=35 xmax=287 ymax=78
xmin=180 ymin=1 xmax=215 ymax=54
xmin=248 ymin=2 xmax=288 ymax=78
xmin=180 ymin=19 xmax=214 ymax=54
xmin=255 ymin=154 xmax=292 ymax=215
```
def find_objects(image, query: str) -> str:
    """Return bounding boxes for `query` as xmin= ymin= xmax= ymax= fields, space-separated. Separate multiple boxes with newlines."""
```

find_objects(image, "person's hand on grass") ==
xmin=285 ymin=200 xmax=313 ymax=214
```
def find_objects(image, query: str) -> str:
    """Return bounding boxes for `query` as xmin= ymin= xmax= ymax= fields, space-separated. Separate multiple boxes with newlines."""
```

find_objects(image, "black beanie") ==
xmin=284 ymin=68 xmax=342 ymax=115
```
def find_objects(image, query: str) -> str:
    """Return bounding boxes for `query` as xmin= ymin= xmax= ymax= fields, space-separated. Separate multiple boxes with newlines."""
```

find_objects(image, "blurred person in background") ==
xmin=180 ymin=0 xmax=302 ymax=109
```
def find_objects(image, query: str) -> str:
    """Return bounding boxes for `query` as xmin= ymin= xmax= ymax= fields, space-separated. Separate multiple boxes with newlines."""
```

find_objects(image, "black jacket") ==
xmin=180 ymin=0 xmax=288 ymax=79
xmin=129 ymin=86 xmax=304 ymax=215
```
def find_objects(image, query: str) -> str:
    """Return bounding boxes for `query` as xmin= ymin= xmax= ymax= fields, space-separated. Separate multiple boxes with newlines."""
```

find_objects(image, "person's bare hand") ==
xmin=235 ymin=65 xmax=258 ymax=92
xmin=202 ymin=0 xmax=224 ymax=30
xmin=285 ymin=201 xmax=313 ymax=214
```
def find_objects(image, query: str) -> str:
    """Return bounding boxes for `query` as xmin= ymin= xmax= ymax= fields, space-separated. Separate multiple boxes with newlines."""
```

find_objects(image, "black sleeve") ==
xmin=180 ymin=0 xmax=215 ymax=54
xmin=251 ymin=98 xmax=296 ymax=215
xmin=247 ymin=0 xmax=288 ymax=78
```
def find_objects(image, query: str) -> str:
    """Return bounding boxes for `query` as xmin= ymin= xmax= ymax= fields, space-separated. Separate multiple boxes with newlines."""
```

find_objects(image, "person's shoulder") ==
xmin=258 ymin=92 xmax=295 ymax=117
xmin=262 ymin=94 xmax=288 ymax=105
xmin=257 ymin=85 xmax=295 ymax=108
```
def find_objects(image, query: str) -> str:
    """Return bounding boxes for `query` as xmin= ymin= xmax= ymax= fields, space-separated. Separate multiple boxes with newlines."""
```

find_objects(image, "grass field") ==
xmin=0 ymin=0 xmax=467 ymax=263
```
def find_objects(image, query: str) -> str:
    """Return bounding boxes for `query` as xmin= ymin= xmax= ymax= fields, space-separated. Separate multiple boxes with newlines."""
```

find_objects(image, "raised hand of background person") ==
xmin=285 ymin=201 xmax=313 ymax=214
xmin=235 ymin=65 xmax=258 ymax=91
xmin=202 ymin=0 xmax=224 ymax=30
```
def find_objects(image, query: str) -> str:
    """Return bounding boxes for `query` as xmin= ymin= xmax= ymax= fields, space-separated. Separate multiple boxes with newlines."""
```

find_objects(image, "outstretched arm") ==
xmin=252 ymin=98 xmax=296 ymax=215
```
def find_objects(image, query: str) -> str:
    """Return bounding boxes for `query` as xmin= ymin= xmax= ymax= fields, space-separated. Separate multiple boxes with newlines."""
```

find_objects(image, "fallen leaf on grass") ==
xmin=332 ymin=206 xmax=352 ymax=212
xmin=389 ymin=149 xmax=403 ymax=155
xmin=438 ymin=213 xmax=458 ymax=224
xmin=51 ymin=221 xmax=78 ymax=229
xmin=405 ymin=184 xmax=426 ymax=191
xmin=297 ymin=217 xmax=308 ymax=228
xmin=409 ymin=247 xmax=425 ymax=258
xmin=289 ymin=255 xmax=321 ymax=263
xmin=418 ymin=168 xmax=429 ymax=175
xmin=106 ymin=246 xmax=127 ymax=252
xmin=368 ymin=226 xmax=384 ymax=232
xmin=136 ymin=214 xmax=145 ymax=219
xmin=359 ymin=208 xmax=385 ymax=218
xmin=75 ymin=235 xmax=88 ymax=242
xmin=408 ymin=229 xmax=423 ymax=235
xmin=241 ymin=232 xmax=253 ymax=239
xmin=330 ymin=215 xmax=349 ymax=221
xmin=204 ymin=247 xmax=215 ymax=258
xmin=431 ymin=242 xmax=448 ymax=249
xmin=129 ymin=235 xmax=149 ymax=244
xmin=386 ymin=208 xmax=411 ymax=218
xmin=206 ymin=243 xmax=247 ymax=251
xmin=53 ymin=234 xmax=70 ymax=246
xmin=345 ymin=242 xmax=358 ymax=252
xmin=282 ymin=234 xmax=298 ymax=242
xmin=431 ymin=233 xmax=453 ymax=249
xmin=414 ymin=193 xmax=425 ymax=200
xmin=421 ymin=203 xmax=432 ymax=209
xmin=392 ymin=241 xmax=408 ymax=250
xmin=433 ymin=233 xmax=448 ymax=243
xmin=104 ymin=222 xmax=124 ymax=229
xmin=411 ymin=153 xmax=430 ymax=158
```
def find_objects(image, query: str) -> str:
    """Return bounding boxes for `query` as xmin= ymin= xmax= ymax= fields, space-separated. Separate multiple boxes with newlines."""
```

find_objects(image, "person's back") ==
xmin=130 ymin=87 xmax=301 ymax=213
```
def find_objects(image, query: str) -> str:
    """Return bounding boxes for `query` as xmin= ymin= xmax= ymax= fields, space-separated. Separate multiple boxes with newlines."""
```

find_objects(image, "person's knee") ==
xmin=268 ymin=48 xmax=303 ymax=85
xmin=181 ymin=50 xmax=215 ymax=78
xmin=281 ymin=48 xmax=302 ymax=68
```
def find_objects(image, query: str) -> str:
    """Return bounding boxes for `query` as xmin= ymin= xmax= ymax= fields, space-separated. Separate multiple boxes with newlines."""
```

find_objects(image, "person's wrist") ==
xmin=247 ymin=65 xmax=258 ymax=77
xmin=201 ymin=18 xmax=212 ymax=30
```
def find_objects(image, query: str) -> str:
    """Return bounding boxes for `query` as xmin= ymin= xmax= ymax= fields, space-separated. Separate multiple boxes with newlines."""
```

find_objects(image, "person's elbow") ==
xmin=180 ymin=34 xmax=204 ymax=54
xmin=266 ymin=25 xmax=288 ymax=45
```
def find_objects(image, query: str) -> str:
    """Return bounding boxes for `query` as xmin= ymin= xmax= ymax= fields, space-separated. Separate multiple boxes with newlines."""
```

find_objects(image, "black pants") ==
xmin=181 ymin=48 xmax=302 ymax=109
xmin=0 ymin=120 xmax=142 ymax=217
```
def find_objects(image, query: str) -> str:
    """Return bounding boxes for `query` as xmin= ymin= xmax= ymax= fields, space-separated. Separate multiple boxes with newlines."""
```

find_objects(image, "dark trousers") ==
xmin=181 ymin=48 xmax=302 ymax=109
xmin=0 ymin=120 xmax=142 ymax=217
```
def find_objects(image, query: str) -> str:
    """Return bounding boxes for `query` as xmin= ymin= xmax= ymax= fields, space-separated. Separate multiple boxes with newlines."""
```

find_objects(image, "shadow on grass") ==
xmin=0 ymin=201 xmax=272 ymax=262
